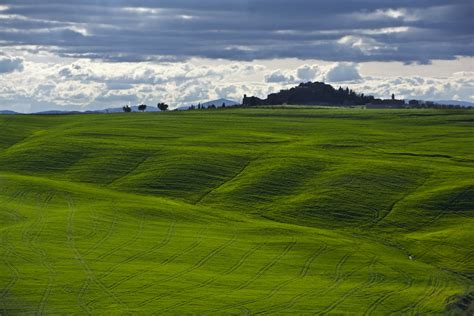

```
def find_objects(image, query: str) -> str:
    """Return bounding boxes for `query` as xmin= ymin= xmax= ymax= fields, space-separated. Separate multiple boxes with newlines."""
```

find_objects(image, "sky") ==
xmin=0 ymin=0 xmax=473 ymax=112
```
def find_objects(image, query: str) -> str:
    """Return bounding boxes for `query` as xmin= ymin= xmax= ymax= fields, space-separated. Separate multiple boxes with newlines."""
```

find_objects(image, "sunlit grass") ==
xmin=0 ymin=108 xmax=472 ymax=314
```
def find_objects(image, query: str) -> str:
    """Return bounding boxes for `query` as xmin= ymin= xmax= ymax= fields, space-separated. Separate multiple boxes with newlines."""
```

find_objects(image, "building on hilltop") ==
xmin=365 ymin=94 xmax=406 ymax=109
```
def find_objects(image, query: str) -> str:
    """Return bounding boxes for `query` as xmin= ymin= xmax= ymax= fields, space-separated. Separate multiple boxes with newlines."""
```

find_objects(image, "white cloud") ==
xmin=297 ymin=64 xmax=320 ymax=82
xmin=325 ymin=63 xmax=362 ymax=82
xmin=345 ymin=74 xmax=474 ymax=102
xmin=265 ymin=70 xmax=295 ymax=83
xmin=1 ymin=54 xmax=473 ymax=112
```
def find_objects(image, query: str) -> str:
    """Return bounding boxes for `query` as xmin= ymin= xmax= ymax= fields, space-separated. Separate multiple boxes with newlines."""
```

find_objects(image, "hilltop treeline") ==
xmin=243 ymin=82 xmax=378 ymax=106
xmin=242 ymin=81 xmax=472 ymax=109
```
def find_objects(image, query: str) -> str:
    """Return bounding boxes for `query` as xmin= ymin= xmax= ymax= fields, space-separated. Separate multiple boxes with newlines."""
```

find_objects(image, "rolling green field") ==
xmin=0 ymin=108 xmax=473 ymax=315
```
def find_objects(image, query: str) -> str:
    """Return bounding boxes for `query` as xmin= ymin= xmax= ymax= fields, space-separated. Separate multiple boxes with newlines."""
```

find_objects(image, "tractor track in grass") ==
xmin=247 ymin=243 xmax=329 ymax=315
xmin=2 ymin=190 xmax=28 ymax=222
xmin=0 ymin=232 xmax=20 ymax=314
xmin=75 ymin=209 xmax=119 ymax=312
xmin=316 ymin=256 xmax=381 ymax=315
xmin=188 ymin=241 xmax=299 ymax=314
xmin=212 ymin=248 xmax=302 ymax=315
xmin=155 ymin=241 xmax=267 ymax=315
xmin=76 ymin=277 xmax=92 ymax=315
xmin=100 ymin=221 xmax=176 ymax=282
xmin=299 ymin=244 xmax=327 ymax=278
xmin=1 ymin=188 xmax=32 ymax=260
xmin=156 ymin=234 xmax=237 ymax=283
xmin=254 ymin=249 xmax=364 ymax=315
xmin=109 ymin=226 xmax=208 ymax=293
xmin=24 ymin=192 xmax=57 ymax=316
xmin=94 ymin=213 xmax=145 ymax=262
xmin=84 ymin=211 xmax=100 ymax=241
xmin=235 ymin=241 xmax=297 ymax=291
xmin=66 ymin=198 xmax=128 ymax=313
xmin=84 ymin=211 xmax=118 ymax=257
xmin=211 ymin=243 xmax=328 ymax=315
xmin=363 ymin=267 xmax=414 ymax=316
xmin=222 ymin=242 xmax=267 ymax=276
xmin=161 ymin=227 xmax=208 ymax=265
xmin=390 ymin=274 xmax=445 ymax=315
xmin=104 ymin=221 xmax=176 ymax=290
xmin=139 ymin=234 xmax=237 ymax=307
xmin=334 ymin=253 xmax=352 ymax=282
xmin=129 ymin=227 xmax=210 ymax=293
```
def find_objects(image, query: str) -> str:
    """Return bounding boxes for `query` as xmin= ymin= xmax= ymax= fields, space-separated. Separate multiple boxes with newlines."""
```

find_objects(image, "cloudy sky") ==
xmin=0 ymin=0 xmax=473 ymax=112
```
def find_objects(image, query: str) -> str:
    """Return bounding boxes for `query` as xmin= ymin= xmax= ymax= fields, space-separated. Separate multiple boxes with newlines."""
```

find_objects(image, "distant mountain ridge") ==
xmin=0 ymin=110 xmax=19 ymax=115
xmin=435 ymin=100 xmax=474 ymax=107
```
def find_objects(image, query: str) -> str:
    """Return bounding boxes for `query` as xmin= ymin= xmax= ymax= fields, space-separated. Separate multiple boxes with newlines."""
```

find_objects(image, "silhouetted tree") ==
xmin=157 ymin=102 xmax=169 ymax=112
xmin=122 ymin=105 xmax=132 ymax=113
xmin=392 ymin=93 xmax=395 ymax=100
xmin=138 ymin=104 xmax=147 ymax=112
xmin=222 ymin=102 xmax=226 ymax=108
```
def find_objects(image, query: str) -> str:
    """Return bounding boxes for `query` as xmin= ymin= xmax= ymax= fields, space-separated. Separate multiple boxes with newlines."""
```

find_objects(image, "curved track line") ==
xmin=84 ymin=211 xmax=118 ymax=257
xmin=66 ymin=198 xmax=128 ymax=313
xmin=0 ymin=247 xmax=19 ymax=313
xmin=162 ymin=227 xmax=208 ymax=265
xmin=299 ymin=245 xmax=327 ymax=278
xmin=139 ymin=234 xmax=237 ymax=307
xmin=156 ymin=242 xmax=267 ymax=315
xmin=104 ymin=222 xmax=176 ymax=290
xmin=256 ymin=251 xmax=364 ymax=315
xmin=235 ymin=241 xmax=296 ymax=291
xmin=101 ymin=221 xmax=176 ymax=282
xmin=29 ymin=192 xmax=57 ymax=316
xmin=94 ymin=213 xmax=145 ymax=262
xmin=317 ymin=256 xmax=380 ymax=315
xmin=394 ymin=274 xmax=446 ymax=315
xmin=364 ymin=267 xmax=413 ymax=316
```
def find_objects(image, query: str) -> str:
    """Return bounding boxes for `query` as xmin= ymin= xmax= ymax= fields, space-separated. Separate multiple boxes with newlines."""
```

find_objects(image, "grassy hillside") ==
xmin=0 ymin=108 xmax=473 ymax=315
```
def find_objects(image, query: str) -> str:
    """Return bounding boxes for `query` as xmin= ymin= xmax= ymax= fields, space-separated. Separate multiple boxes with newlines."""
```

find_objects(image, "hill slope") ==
xmin=0 ymin=108 xmax=473 ymax=314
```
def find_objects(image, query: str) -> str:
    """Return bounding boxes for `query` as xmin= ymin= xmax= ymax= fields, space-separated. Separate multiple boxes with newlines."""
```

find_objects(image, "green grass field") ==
xmin=0 ymin=108 xmax=473 ymax=315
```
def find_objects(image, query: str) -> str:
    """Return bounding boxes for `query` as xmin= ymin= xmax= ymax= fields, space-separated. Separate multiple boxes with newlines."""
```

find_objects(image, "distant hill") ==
xmin=435 ymin=100 xmax=474 ymax=107
xmin=201 ymin=98 xmax=239 ymax=108
xmin=177 ymin=98 xmax=239 ymax=110
xmin=0 ymin=110 xmax=19 ymax=115
xmin=98 ymin=105 xmax=160 ymax=113
xmin=35 ymin=110 xmax=82 ymax=115
xmin=0 ymin=109 xmax=472 ymax=314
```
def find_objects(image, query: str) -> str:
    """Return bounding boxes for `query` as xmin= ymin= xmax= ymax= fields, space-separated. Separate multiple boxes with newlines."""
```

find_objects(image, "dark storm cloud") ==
xmin=0 ymin=0 xmax=472 ymax=63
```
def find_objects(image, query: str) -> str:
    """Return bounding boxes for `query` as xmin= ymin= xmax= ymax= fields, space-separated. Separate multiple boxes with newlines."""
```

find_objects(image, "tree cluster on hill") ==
xmin=138 ymin=104 xmax=147 ymax=112
xmin=157 ymin=102 xmax=169 ymax=111
xmin=242 ymin=81 xmax=472 ymax=109
xmin=243 ymin=82 xmax=378 ymax=106
xmin=122 ymin=102 xmax=170 ymax=112
xmin=188 ymin=102 xmax=228 ymax=110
